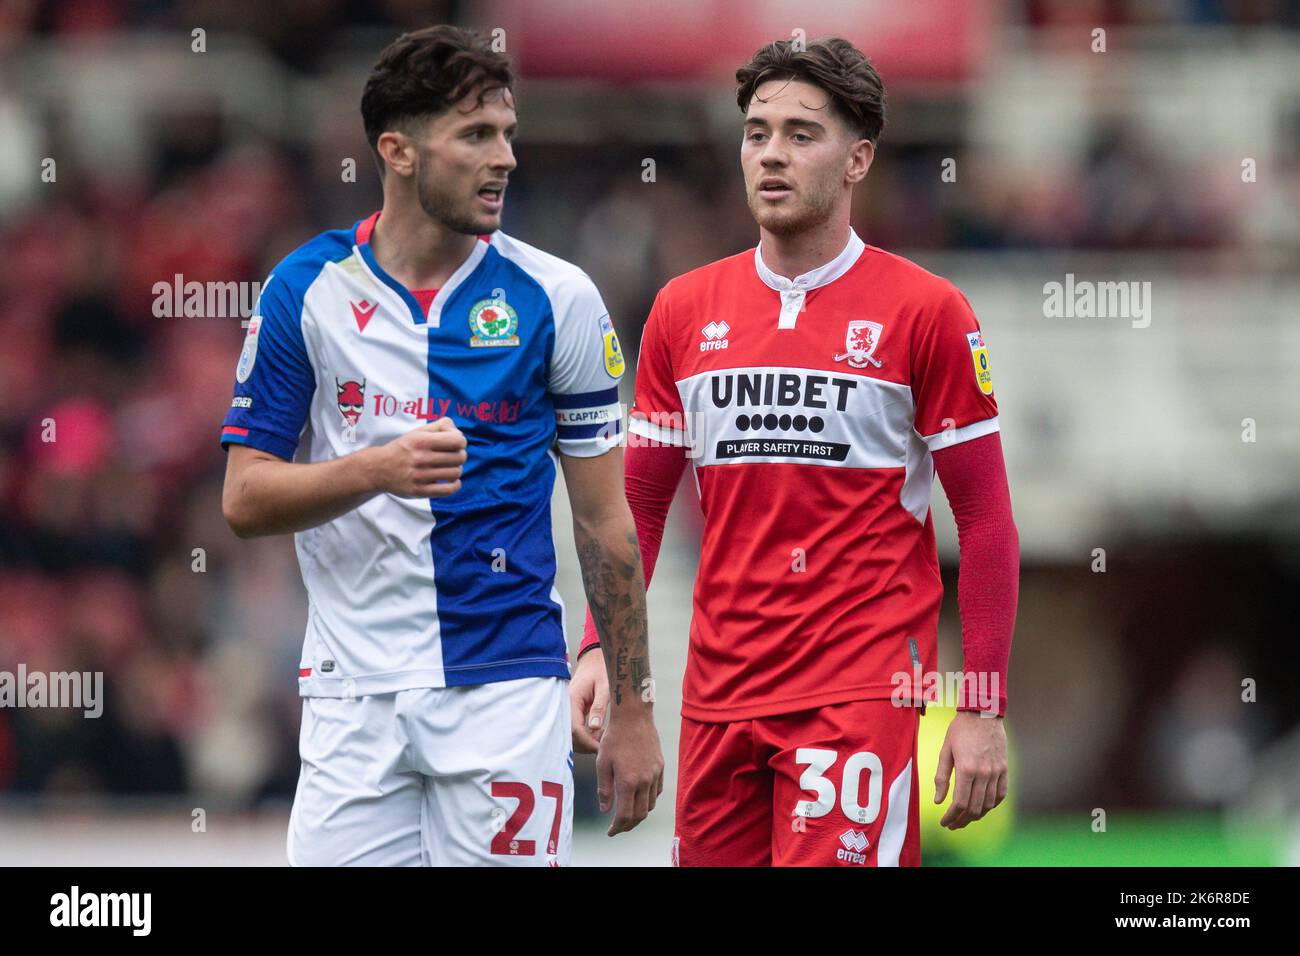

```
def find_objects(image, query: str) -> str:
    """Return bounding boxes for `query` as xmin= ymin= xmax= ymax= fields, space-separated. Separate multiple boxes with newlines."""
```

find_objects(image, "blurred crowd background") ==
xmin=0 ymin=0 xmax=1296 ymax=864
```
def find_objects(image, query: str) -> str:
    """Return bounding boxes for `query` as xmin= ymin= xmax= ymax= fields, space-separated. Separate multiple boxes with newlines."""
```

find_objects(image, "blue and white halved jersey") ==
xmin=221 ymin=212 xmax=624 ymax=697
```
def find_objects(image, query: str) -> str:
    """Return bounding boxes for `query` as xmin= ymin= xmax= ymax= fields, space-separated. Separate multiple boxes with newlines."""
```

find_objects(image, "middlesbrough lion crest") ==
xmin=833 ymin=320 xmax=884 ymax=369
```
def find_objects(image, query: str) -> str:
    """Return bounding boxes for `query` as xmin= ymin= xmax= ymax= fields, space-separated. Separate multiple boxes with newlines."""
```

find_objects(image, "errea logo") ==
xmin=700 ymin=321 xmax=730 ymax=352
xmin=837 ymin=829 xmax=870 ymax=865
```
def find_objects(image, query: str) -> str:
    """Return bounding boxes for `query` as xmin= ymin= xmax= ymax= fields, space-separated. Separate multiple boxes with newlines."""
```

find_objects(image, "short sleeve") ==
xmin=911 ymin=284 xmax=999 ymax=450
xmin=549 ymin=273 xmax=624 ymax=458
xmin=220 ymin=274 xmax=316 ymax=461
xmin=628 ymin=289 xmax=689 ymax=447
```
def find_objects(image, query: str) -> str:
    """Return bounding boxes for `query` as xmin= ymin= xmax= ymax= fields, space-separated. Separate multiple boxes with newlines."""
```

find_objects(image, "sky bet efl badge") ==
xmin=967 ymin=330 xmax=994 ymax=394
xmin=235 ymin=314 xmax=262 ymax=383
xmin=600 ymin=313 xmax=624 ymax=378
xmin=468 ymin=297 xmax=520 ymax=348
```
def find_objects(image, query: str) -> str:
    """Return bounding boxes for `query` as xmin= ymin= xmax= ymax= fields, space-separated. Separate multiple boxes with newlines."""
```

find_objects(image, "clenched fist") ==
xmin=369 ymin=418 xmax=467 ymax=498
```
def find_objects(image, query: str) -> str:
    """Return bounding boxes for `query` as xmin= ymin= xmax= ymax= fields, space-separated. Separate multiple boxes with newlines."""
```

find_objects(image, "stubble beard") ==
xmin=415 ymin=151 xmax=498 ymax=236
xmin=747 ymin=171 xmax=839 ymax=237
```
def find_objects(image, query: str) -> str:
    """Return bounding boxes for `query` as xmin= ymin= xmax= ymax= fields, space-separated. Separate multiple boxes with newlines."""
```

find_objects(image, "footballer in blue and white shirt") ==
xmin=220 ymin=25 xmax=663 ymax=866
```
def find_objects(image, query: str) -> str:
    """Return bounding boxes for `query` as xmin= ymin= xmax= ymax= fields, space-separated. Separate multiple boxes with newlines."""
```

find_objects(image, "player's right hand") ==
xmin=371 ymin=418 xmax=468 ymax=498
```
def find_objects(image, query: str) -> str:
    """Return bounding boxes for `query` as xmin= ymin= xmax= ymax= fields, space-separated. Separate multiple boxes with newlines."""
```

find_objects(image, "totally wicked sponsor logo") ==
xmin=369 ymin=392 xmax=524 ymax=424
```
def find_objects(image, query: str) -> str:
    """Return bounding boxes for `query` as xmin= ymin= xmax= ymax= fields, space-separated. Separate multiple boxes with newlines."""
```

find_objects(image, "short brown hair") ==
xmin=736 ymin=37 xmax=885 ymax=144
xmin=361 ymin=25 xmax=515 ymax=154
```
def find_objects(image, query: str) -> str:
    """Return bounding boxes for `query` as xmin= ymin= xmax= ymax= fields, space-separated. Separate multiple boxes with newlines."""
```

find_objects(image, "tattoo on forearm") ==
xmin=615 ymin=649 xmax=628 ymax=706
xmin=575 ymin=524 xmax=651 ymax=709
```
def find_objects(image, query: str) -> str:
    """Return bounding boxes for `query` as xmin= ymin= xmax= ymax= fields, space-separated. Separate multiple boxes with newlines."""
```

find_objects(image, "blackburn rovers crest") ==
xmin=468 ymin=297 xmax=520 ymax=348
xmin=833 ymin=320 xmax=884 ymax=369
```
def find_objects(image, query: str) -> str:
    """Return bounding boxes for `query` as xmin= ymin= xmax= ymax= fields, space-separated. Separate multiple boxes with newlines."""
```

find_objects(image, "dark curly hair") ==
xmin=361 ymin=25 xmax=515 ymax=156
xmin=736 ymin=37 xmax=886 ymax=145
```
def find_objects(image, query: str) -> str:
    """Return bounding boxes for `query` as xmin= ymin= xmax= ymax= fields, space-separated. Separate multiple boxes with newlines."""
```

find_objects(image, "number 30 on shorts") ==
xmin=792 ymin=748 xmax=882 ymax=824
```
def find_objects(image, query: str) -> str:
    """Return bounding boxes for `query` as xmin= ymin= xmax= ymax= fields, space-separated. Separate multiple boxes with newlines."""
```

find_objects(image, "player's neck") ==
xmin=758 ymin=217 xmax=853 ymax=282
xmin=369 ymin=201 xmax=480 ymax=291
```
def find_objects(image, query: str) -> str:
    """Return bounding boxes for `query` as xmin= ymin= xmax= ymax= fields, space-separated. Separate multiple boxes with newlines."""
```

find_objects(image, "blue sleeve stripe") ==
xmin=552 ymin=386 xmax=619 ymax=410
xmin=557 ymin=419 xmax=621 ymax=439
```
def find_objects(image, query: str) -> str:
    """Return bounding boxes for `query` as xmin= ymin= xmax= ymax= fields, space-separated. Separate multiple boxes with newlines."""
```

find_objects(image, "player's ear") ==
xmin=845 ymin=135 xmax=873 ymax=186
xmin=376 ymin=130 xmax=416 ymax=179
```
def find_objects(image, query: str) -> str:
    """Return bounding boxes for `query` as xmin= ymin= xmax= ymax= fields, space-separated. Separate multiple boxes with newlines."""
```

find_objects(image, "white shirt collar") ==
xmin=754 ymin=228 xmax=865 ymax=293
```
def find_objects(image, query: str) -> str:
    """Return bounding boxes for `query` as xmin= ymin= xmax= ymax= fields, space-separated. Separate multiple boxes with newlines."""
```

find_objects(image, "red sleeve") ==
xmin=627 ymin=288 xmax=690 ymax=447
xmin=931 ymin=431 xmax=1019 ymax=716
xmin=911 ymin=283 xmax=999 ymax=445
xmin=579 ymin=440 xmax=687 ymax=658
xmin=581 ymin=286 xmax=689 ymax=659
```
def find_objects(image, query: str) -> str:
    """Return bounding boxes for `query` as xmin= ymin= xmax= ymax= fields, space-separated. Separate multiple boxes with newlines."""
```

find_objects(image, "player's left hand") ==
xmin=934 ymin=710 xmax=1008 ymax=829
xmin=596 ymin=710 xmax=664 ymax=837
xmin=569 ymin=646 xmax=609 ymax=754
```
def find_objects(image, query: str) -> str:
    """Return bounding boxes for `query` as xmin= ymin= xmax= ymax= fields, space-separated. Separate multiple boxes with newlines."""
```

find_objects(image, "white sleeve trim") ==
xmin=920 ymin=416 xmax=1000 ymax=451
xmin=629 ymin=415 xmax=689 ymax=447
xmin=557 ymin=434 xmax=621 ymax=458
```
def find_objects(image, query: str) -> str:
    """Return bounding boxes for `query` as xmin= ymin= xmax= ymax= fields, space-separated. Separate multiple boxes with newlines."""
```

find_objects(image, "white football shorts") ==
xmin=287 ymin=676 xmax=574 ymax=866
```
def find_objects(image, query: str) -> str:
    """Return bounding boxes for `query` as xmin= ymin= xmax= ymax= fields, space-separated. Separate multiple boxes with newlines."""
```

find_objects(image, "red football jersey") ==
xmin=630 ymin=230 xmax=999 ymax=722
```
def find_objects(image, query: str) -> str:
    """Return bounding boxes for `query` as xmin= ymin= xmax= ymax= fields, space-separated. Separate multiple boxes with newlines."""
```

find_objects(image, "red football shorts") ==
xmin=673 ymin=698 xmax=922 ymax=867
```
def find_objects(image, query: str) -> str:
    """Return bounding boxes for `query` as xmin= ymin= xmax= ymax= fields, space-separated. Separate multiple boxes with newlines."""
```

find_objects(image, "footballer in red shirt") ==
xmin=575 ymin=37 xmax=1019 ymax=866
